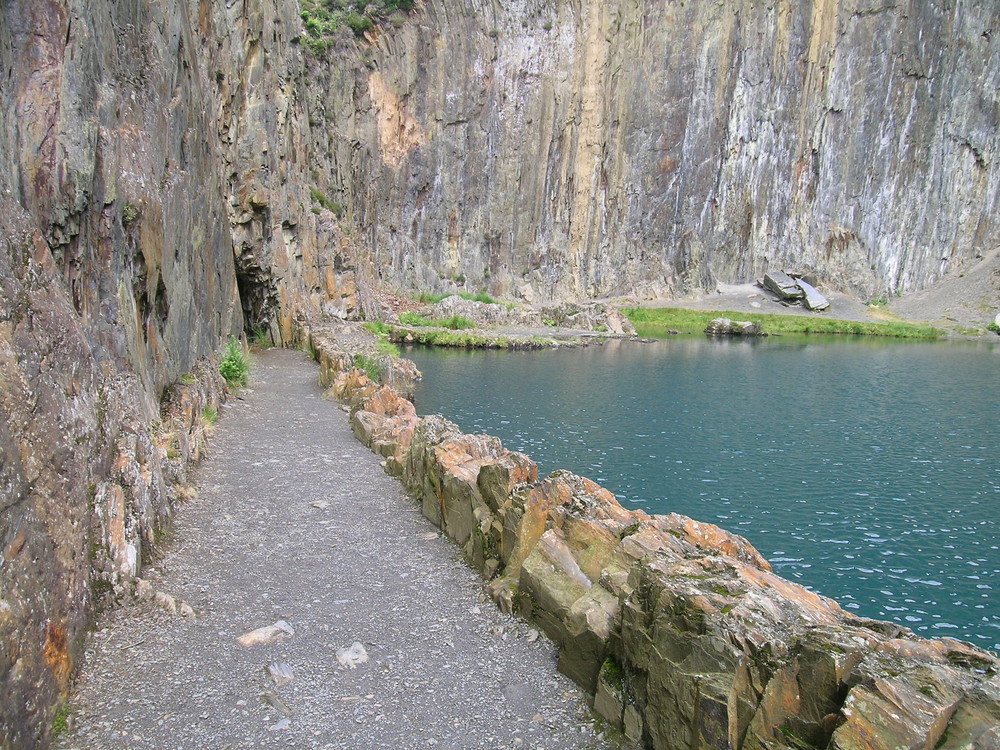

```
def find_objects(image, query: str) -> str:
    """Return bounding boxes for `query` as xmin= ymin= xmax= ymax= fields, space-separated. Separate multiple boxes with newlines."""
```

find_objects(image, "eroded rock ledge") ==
xmin=304 ymin=323 xmax=1000 ymax=750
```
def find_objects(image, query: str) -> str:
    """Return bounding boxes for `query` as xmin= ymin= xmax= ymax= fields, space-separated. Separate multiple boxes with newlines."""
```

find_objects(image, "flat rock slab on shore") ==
xmin=59 ymin=349 xmax=610 ymax=750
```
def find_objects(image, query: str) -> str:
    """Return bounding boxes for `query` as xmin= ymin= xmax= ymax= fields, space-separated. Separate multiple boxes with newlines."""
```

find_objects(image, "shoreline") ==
xmin=304 ymin=318 xmax=1000 ymax=749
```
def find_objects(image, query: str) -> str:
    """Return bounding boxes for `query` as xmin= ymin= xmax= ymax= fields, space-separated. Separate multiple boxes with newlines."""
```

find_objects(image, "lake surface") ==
xmin=405 ymin=336 xmax=1000 ymax=652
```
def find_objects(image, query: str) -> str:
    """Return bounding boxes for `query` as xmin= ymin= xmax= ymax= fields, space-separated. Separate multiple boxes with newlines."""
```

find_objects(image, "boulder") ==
xmin=705 ymin=317 xmax=765 ymax=336
xmin=796 ymin=277 xmax=831 ymax=311
xmin=763 ymin=270 xmax=806 ymax=300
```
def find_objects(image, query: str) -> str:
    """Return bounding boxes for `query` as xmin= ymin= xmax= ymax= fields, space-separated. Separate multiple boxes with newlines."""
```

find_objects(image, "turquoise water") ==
xmin=405 ymin=336 xmax=1000 ymax=652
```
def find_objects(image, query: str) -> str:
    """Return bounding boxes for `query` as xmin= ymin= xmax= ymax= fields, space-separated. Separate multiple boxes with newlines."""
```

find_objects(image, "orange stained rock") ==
xmin=657 ymin=513 xmax=772 ymax=571
xmin=735 ymin=561 xmax=843 ymax=624
xmin=361 ymin=385 xmax=416 ymax=418
xmin=43 ymin=620 xmax=71 ymax=689
xmin=433 ymin=434 xmax=506 ymax=485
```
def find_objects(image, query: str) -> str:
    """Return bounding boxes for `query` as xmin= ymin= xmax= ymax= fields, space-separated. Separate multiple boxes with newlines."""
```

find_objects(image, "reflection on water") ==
xmin=406 ymin=336 xmax=1000 ymax=652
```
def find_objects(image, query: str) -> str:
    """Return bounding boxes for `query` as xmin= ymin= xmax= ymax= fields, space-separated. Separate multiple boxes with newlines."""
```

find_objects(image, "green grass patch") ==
xmin=397 ymin=328 xmax=554 ymax=349
xmin=202 ymin=405 xmax=218 ymax=425
xmin=411 ymin=290 xmax=516 ymax=309
xmin=413 ymin=291 xmax=452 ymax=304
xmin=399 ymin=312 xmax=477 ymax=330
xmin=623 ymin=307 xmax=943 ymax=339
xmin=375 ymin=339 xmax=400 ymax=357
xmin=219 ymin=336 xmax=251 ymax=388
xmin=52 ymin=702 xmax=73 ymax=740
xmin=363 ymin=321 xmax=392 ymax=337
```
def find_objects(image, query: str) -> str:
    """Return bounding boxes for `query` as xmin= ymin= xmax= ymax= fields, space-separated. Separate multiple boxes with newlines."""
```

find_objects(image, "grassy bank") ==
xmin=623 ymin=307 xmax=943 ymax=339
xmin=390 ymin=326 xmax=557 ymax=349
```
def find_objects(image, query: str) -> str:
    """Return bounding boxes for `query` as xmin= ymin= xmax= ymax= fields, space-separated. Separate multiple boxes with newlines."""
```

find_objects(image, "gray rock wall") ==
xmin=311 ymin=0 xmax=998 ymax=301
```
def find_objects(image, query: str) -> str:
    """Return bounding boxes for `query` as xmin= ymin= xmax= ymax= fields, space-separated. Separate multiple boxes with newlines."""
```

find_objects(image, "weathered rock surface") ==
xmin=311 ymin=0 xmax=999 ymax=302
xmin=313 ymin=333 xmax=1000 ymax=750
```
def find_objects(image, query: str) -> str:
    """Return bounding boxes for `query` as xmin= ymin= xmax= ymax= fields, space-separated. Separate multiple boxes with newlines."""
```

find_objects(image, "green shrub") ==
xmin=439 ymin=314 xmax=476 ymax=330
xmin=352 ymin=353 xmax=382 ymax=382
xmin=122 ymin=202 xmax=140 ymax=226
xmin=363 ymin=321 xmax=392 ymax=337
xmin=251 ymin=325 xmax=272 ymax=349
xmin=988 ymin=321 xmax=999 ymax=334
xmin=219 ymin=336 xmax=251 ymax=388
xmin=299 ymin=0 xmax=411 ymax=51
xmin=309 ymin=187 xmax=343 ymax=217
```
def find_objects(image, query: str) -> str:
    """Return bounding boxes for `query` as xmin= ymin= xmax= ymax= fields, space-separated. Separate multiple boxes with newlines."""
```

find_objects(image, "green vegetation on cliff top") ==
xmin=624 ymin=307 xmax=943 ymax=339
xmin=299 ymin=0 xmax=413 ymax=51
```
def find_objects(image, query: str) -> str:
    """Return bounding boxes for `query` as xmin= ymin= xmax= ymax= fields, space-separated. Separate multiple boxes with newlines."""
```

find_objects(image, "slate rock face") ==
xmin=0 ymin=194 xmax=101 ymax=750
xmin=303 ymin=0 xmax=999 ymax=302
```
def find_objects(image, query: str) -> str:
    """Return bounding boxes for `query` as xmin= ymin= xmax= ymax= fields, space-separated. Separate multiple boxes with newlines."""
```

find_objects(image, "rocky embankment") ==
xmin=305 ymin=323 xmax=1000 ymax=750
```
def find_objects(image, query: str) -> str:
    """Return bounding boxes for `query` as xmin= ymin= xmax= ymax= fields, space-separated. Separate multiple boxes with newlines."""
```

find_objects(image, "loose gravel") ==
xmin=58 ymin=349 xmax=615 ymax=750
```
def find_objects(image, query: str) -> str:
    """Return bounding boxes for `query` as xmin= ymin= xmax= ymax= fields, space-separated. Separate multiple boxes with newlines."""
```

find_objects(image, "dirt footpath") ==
xmin=58 ymin=349 xmax=613 ymax=750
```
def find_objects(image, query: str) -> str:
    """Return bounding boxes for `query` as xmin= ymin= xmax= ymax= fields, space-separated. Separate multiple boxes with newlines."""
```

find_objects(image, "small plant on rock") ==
xmin=251 ymin=326 xmax=272 ymax=349
xmin=352 ymin=353 xmax=382 ymax=382
xmin=219 ymin=336 xmax=251 ymax=388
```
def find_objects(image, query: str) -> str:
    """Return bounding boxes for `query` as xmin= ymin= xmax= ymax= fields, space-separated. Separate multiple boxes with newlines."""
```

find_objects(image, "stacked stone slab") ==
xmin=310 ymin=325 xmax=1000 ymax=750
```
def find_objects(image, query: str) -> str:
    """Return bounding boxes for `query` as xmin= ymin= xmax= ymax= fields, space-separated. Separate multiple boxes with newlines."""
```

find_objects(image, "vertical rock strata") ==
xmin=310 ymin=328 xmax=1000 ymax=750
xmin=310 ymin=0 xmax=999 ymax=301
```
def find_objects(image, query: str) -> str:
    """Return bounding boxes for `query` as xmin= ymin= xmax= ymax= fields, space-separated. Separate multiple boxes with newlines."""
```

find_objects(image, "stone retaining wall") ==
xmin=307 ymin=328 xmax=1000 ymax=750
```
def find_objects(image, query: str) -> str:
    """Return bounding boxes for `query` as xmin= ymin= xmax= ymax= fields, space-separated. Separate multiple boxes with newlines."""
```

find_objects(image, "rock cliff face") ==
xmin=316 ymin=0 xmax=999 ymax=301
xmin=1 ymin=0 xmax=998 ymax=746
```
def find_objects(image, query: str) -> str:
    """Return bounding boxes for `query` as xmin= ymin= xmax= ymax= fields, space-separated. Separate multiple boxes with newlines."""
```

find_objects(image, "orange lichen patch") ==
xmin=368 ymin=72 xmax=426 ymax=168
xmin=434 ymin=434 xmax=505 ymax=484
xmin=331 ymin=369 xmax=378 ymax=406
xmin=43 ymin=620 xmax=72 ymax=689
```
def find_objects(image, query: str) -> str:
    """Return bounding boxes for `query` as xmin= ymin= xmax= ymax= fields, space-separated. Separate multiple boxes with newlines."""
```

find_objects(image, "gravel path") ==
xmin=59 ymin=349 xmax=612 ymax=750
